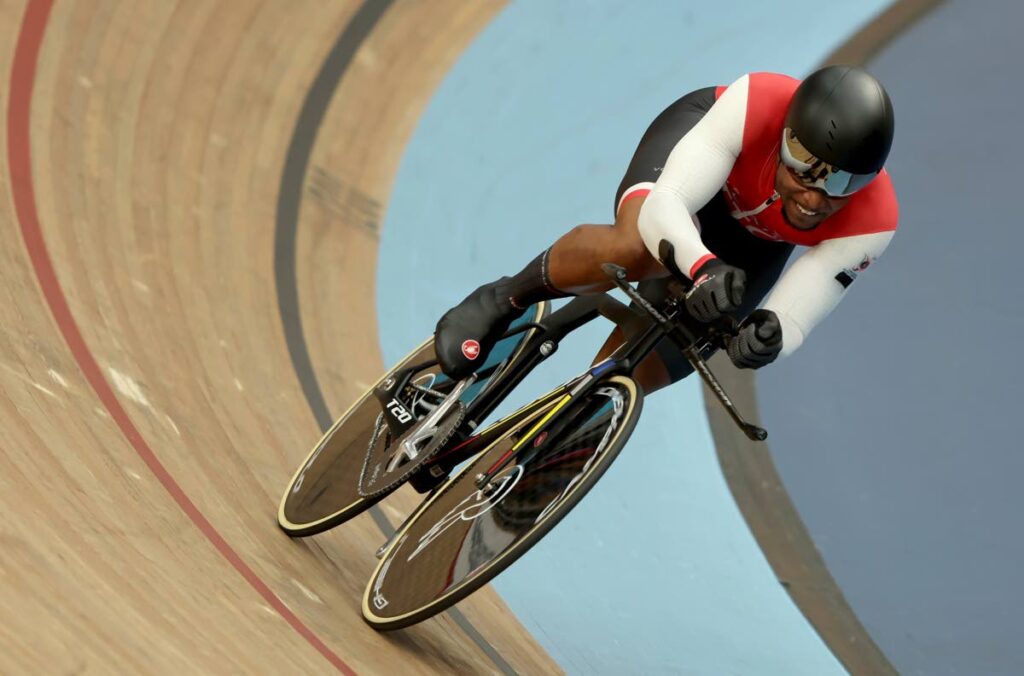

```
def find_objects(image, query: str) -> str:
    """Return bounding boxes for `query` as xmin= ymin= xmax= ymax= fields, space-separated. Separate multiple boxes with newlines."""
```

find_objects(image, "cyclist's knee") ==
xmin=612 ymin=196 xmax=659 ymax=277
xmin=605 ymin=231 xmax=658 ymax=280
xmin=622 ymin=234 xmax=655 ymax=272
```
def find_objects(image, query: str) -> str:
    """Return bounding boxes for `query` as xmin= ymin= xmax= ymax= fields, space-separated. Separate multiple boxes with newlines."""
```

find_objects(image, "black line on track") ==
xmin=274 ymin=3 xmax=517 ymax=674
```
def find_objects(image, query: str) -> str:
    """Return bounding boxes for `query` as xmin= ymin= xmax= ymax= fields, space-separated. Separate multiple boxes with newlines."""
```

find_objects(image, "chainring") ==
xmin=358 ymin=401 xmax=466 ymax=499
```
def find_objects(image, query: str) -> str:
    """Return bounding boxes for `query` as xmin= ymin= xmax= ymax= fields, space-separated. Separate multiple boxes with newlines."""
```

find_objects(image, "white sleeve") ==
xmin=763 ymin=231 xmax=895 ymax=357
xmin=637 ymin=74 xmax=747 ymax=279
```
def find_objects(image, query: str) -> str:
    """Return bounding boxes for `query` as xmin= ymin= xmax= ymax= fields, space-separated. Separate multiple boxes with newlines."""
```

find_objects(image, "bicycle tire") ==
xmin=277 ymin=302 xmax=548 ymax=537
xmin=361 ymin=375 xmax=642 ymax=630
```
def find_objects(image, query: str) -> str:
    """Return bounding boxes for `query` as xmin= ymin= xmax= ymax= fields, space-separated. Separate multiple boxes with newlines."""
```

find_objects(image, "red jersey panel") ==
xmin=714 ymin=73 xmax=899 ymax=247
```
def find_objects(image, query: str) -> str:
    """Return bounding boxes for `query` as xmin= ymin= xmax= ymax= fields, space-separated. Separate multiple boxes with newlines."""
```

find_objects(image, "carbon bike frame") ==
xmin=412 ymin=264 xmax=766 ymax=486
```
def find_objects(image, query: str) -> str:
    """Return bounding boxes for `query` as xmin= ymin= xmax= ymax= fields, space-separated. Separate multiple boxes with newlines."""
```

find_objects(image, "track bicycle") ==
xmin=357 ymin=264 xmax=765 ymax=628
xmin=278 ymin=263 xmax=766 ymax=629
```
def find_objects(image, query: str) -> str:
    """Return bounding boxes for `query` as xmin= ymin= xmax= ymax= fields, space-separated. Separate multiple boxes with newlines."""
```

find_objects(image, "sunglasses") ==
xmin=779 ymin=128 xmax=878 ymax=198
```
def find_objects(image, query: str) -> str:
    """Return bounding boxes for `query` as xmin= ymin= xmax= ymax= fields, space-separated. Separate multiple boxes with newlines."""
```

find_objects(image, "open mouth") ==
xmin=795 ymin=202 xmax=819 ymax=217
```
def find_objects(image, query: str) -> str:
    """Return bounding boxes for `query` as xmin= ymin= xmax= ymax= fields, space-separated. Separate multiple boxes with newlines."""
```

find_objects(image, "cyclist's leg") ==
xmin=546 ymin=193 xmax=662 ymax=296
xmin=436 ymin=87 xmax=718 ymax=379
xmin=487 ymin=85 xmax=722 ymax=307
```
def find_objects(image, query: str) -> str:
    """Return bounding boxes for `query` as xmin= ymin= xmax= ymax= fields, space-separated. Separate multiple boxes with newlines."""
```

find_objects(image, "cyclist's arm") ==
xmin=637 ymin=75 xmax=748 ymax=279
xmin=762 ymin=231 xmax=894 ymax=357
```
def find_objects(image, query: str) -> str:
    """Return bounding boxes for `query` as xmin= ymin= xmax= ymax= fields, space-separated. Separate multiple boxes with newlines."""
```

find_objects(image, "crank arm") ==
xmin=385 ymin=373 xmax=477 ymax=473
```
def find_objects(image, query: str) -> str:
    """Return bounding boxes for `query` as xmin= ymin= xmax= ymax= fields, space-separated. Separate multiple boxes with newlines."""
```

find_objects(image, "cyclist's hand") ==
xmin=727 ymin=309 xmax=782 ymax=369
xmin=684 ymin=258 xmax=746 ymax=322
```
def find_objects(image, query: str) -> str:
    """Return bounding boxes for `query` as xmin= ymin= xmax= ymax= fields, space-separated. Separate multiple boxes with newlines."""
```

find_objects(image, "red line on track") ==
xmin=7 ymin=2 xmax=356 ymax=673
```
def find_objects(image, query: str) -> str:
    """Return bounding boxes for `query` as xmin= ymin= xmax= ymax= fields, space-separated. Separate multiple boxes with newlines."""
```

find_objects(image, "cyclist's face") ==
xmin=774 ymin=161 xmax=850 ymax=230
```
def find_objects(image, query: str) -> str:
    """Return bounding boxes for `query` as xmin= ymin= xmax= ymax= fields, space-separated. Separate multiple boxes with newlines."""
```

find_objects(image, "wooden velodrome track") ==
xmin=0 ymin=0 xmax=949 ymax=672
xmin=1 ymin=0 xmax=561 ymax=672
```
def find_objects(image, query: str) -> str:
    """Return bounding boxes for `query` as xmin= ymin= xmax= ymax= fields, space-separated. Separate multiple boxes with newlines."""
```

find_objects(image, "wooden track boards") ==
xmin=0 ymin=1 xmax=558 ymax=672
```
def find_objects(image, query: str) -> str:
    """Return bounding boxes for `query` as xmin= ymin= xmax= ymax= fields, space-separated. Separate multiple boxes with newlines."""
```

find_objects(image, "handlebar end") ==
xmin=601 ymin=263 xmax=627 ymax=281
xmin=744 ymin=425 xmax=768 ymax=442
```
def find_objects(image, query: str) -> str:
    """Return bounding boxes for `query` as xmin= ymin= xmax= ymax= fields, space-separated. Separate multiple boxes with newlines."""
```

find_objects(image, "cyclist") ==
xmin=434 ymin=65 xmax=898 ymax=392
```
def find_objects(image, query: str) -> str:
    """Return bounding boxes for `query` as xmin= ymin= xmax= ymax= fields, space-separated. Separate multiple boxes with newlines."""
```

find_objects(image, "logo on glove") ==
xmin=461 ymin=339 xmax=481 ymax=360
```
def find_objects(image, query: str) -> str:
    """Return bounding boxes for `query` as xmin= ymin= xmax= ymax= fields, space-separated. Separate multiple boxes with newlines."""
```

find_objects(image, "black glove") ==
xmin=684 ymin=258 xmax=746 ymax=322
xmin=727 ymin=309 xmax=782 ymax=369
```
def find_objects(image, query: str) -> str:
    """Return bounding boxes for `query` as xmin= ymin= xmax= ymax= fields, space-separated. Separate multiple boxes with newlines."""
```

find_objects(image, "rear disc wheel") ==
xmin=277 ymin=301 xmax=550 ymax=537
xmin=277 ymin=339 xmax=439 ymax=536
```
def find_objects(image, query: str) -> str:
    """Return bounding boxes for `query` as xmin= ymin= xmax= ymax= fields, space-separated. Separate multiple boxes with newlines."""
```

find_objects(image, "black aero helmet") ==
xmin=781 ymin=65 xmax=895 ymax=196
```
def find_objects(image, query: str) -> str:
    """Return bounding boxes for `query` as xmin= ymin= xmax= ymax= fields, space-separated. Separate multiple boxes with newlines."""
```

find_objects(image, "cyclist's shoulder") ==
xmin=714 ymin=73 xmax=798 ymax=144
xmin=716 ymin=71 xmax=798 ymax=100
xmin=823 ymin=172 xmax=900 ymax=240
xmin=729 ymin=72 xmax=799 ymax=100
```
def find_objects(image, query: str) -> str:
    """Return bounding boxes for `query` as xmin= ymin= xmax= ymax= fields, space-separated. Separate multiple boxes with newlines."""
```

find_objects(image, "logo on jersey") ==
xmin=843 ymin=256 xmax=872 ymax=278
xmin=836 ymin=256 xmax=872 ymax=289
xmin=461 ymin=339 xmax=481 ymax=360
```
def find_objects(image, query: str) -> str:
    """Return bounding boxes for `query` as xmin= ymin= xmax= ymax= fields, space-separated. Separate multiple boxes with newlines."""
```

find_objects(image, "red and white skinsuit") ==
xmin=633 ymin=73 xmax=900 ymax=356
